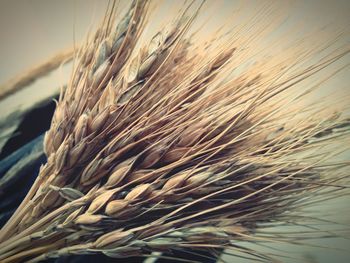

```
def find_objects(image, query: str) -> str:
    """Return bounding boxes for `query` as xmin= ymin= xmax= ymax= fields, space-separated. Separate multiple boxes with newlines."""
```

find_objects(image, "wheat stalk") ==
xmin=0 ymin=48 xmax=73 ymax=100
xmin=0 ymin=0 xmax=349 ymax=262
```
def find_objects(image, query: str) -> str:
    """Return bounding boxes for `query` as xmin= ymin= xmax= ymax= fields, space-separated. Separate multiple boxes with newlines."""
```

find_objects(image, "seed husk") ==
xmin=74 ymin=114 xmax=89 ymax=142
xmin=162 ymin=147 xmax=190 ymax=163
xmin=125 ymin=183 xmax=152 ymax=201
xmin=162 ymin=172 xmax=189 ymax=191
xmin=94 ymin=230 xmax=134 ymax=249
xmin=105 ymin=200 xmax=129 ymax=216
xmin=87 ymin=189 xmax=118 ymax=214
xmin=75 ymin=214 xmax=105 ymax=225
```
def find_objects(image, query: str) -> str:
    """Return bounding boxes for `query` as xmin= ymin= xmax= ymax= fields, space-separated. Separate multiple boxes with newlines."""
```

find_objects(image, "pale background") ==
xmin=0 ymin=1 xmax=349 ymax=262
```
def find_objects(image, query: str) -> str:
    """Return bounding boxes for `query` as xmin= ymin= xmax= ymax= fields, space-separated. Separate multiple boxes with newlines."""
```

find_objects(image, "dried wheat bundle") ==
xmin=0 ymin=0 xmax=349 ymax=262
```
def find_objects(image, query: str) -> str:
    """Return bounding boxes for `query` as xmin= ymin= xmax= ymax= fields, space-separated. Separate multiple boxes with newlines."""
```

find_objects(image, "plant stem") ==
xmin=1 ymin=240 xmax=65 ymax=263
xmin=0 ymin=174 xmax=44 ymax=242
xmin=0 ymin=198 xmax=79 ymax=249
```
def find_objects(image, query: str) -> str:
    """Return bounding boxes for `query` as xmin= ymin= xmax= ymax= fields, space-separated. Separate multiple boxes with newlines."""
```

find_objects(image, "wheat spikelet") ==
xmin=0 ymin=0 xmax=349 ymax=262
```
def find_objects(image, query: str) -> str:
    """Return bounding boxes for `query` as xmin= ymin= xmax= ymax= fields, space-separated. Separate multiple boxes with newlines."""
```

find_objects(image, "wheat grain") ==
xmin=0 ymin=0 xmax=349 ymax=262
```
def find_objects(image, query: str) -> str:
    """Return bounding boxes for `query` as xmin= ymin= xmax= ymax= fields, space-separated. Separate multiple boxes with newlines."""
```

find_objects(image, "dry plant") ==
xmin=0 ymin=0 xmax=349 ymax=262
xmin=0 ymin=48 xmax=73 ymax=100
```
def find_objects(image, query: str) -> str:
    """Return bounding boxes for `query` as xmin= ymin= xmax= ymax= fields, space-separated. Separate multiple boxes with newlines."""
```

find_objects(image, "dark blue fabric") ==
xmin=0 ymin=134 xmax=46 ymax=227
xmin=0 ymin=134 xmax=45 ymax=178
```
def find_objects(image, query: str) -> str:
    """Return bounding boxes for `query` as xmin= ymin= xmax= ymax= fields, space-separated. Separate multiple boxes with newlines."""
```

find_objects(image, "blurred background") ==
xmin=0 ymin=1 xmax=349 ymax=262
